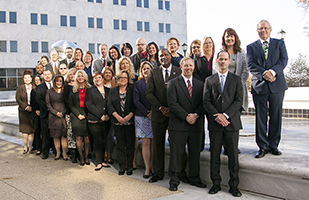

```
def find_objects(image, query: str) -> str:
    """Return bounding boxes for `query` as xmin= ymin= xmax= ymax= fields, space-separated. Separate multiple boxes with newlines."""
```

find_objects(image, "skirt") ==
xmin=18 ymin=110 xmax=34 ymax=133
xmin=134 ymin=116 xmax=153 ymax=138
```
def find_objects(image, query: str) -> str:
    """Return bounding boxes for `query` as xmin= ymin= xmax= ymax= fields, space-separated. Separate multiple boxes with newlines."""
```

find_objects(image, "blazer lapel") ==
xmin=267 ymin=38 xmax=275 ymax=65
xmin=254 ymin=40 xmax=266 ymax=62
xmin=179 ymin=76 xmax=191 ymax=101
xmin=215 ymin=73 xmax=222 ymax=94
xmin=223 ymin=72 xmax=232 ymax=94
xmin=158 ymin=66 xmax=165 ymax=85
xmin=170 ymin=66 xmax=179 ymax=80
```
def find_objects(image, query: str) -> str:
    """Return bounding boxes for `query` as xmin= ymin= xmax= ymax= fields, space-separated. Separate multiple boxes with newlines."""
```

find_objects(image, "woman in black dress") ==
xmin=68 ymin=70 xmax=91 ymax=166
xmin=46 ymin=75 xmax=67 ymax=160
xmin=85 ymin=72 xmax=111 ymax=171
xmin=107 ymin=70 xmax=135 ymax=176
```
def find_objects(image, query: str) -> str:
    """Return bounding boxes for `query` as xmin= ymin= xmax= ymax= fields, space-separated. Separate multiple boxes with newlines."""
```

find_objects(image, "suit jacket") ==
xmin=145 ymin=65 xmax=182 ymax=123
xmin=16 ymin=84 xmax=33 ymax=111
xmin=203 ymin=72 xmax=243 ymax=132
xmin=68 ymin=89 xmax=87 ymax=119
xmin=60 ymin=58 xmax=72 ymax=67
xmin=193 ymin=54 xmax=215 ymax=82
xmin=167 ymin=76 xmax=204 ymax=132
xmin=133 ymin=79 xmax=151 ymax=117
xmin=30 ymin=88 xmax=40 ymax=119
xmin=45 ymin=61 xmax=60 ymax=76
xmin=130 ymin=53 xmax=143 ymax=75
xmin=36 ymin=82 xmax=49 ymax=119
xmin=92 ymin=57 xmax=110 ymax=74
xmin=107 ymin=87 xmax=135 ymax=124
xmin=85 ymin=86 xmax=110 ymax=121
xmin=246 ymin=38 xmax=288 ymax=95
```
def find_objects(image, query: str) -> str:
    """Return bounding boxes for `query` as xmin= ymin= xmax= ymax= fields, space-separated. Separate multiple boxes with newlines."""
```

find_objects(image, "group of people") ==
xmin=16 ymin=19 xmax=288 ymax=197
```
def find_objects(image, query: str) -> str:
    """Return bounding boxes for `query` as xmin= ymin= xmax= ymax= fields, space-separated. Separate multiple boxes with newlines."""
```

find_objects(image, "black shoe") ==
xmin=95 ymin=165 xmax=103 ymax=171
xmin=169 ymin=184 xmax=178 ymax=191
xmin=36 ymin=151 xmax=41 ymax=156
xmin=190 ymin=182 xmax=206 ymax=188
xmin=270 ymin=148 xmax=282 ymax=156
xmin=229 ymin=188 xmax=242 ymax=197
xmin=80 ymin=162 xmax=85 ymax=166
xmin=29 ymin=150 xmax=34 ymax=154
xmin=149 ymin=175 xmax=163 ymax=183
xmin=143 ymin=174 xmax=150 ymax=179
xmin=126 ymin=168 xmax=133 ymax=175
xmin=179 ymin=176 xmax=189 ymax=183
xmin=255 ymin=149 xmax=268 ymax=158
xmin=118 ymin=169 xmax=125 ymax=175
xmin=102 ymin=163 xmax=111 ymax=168
xmin=54 ymin=157 xmax=60 ymax=160
xmin=238 ymin=148 xmax=241 ymax=154
xmin=208 ymin=185 xmax=221 ymax=194
xmin=42 ymin=154 xmax=48 ymax=159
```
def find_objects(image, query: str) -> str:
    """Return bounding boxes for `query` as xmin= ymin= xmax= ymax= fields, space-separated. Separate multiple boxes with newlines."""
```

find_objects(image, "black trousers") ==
xmin=88 ymin=121 xmax=107 ymax=164
xmin=209 ymin=130 xmax=239 ymax=188
xmin=33 ymin=116 xmax=42 ymax=151
xmin=169 ymin=130 xmax=201 ymax=186
xmin=114 ymin=124 xmax=135 ymax=170
xmin=40 ymin=117 xmax=50 ymax=156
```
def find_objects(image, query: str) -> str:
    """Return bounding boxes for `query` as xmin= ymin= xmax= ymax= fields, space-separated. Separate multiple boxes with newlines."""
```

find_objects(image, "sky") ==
xmin=186 ymin=0 xmax=309 ymax=65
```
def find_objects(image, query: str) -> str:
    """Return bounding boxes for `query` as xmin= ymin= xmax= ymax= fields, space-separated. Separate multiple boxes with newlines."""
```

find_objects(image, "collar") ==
xmin=161 ymin=64 xmax=172 ymax=73
xmin=260 ymin=38 xmax=270 ymax=45
xmin=218 ymin=71 xmax=228 ymax=77
xmin=138 ymin=51 xmax=146 ymax=59
xmin=181 ymin=74 xmax=193 ymax=86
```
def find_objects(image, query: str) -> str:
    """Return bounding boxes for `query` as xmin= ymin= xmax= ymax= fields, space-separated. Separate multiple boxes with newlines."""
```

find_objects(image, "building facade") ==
xmin=0 ymin=0 xmax=187 ymax=90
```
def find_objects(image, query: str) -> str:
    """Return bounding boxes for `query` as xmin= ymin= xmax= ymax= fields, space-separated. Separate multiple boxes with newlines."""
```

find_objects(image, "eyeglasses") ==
xmin=137 ymin=44 xmax=145 ymax=46
xmin=258 ymin=27 xmax=270 ymax=31
xmin=192 ymin=46 xmax=200 ymax=49
xmin=118 ymin=77 xmax=128 ymax=80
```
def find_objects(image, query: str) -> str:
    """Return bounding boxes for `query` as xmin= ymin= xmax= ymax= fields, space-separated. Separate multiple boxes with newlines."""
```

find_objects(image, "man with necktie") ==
xmin=247 ymin=20 xmax=288 ymax=158
xmin=93 ymin=43 xmax=109 ymax=73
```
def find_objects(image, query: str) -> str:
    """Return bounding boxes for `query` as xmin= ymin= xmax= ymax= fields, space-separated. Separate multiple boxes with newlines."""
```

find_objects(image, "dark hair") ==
xmin=216 ymin=50 xmax=230 ymax=59
xmin=145 ymin=42 xmax=159 ymax=62
xmin=115 ymin=70 xmax=133 ymax=88
xmin=40 ymin=55 xmax=49 ymax=65
xmin=83 ymin=50 xmax=94 ymax=63
xmin=189 ymin=39 xmax=201 ymax=58
xmin=73 ymin=48 xmax=83 ymax=62
xmin=92 ymin=72 xmax=104 ymax=79
xmin=121 ymin=42 xmax=133 ymax=56
xmin=34 ymin=74 xmax=43 ymax=84
xmin=109 ymin=45 xmax=121 ymax=61
xmin=102 ymin=66 xmax=115 ymax=77
xmin=65 ymin=47 xmax=73 ymax=51
xmin=222 ymin=28 xmax=242 ymax=54
xmin=23 ymin=69 xmax=33 ymax=77
xmin=52 ymin=75 xmax=65 ymax=91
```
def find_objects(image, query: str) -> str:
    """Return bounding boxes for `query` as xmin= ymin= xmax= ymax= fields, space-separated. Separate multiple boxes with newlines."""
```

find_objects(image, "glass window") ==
xmin=41 ymin=42 xmax=48 ymax=53
xmin=136 ymin=0 xmax=142 ymax=7
xmin=17 ymin=69 xmax=24 ymax=76
xmin=88 ymin=17 xmax=94 ymax=28
xmin=30 ymin=13 xmax=37 ymax=25
xmin=7 ymin=69 xmax=16 ymax=76
xmin=165 ymin=1 xmax=170 ymax=10
xmin=97 ymin=43 xmax=101 ymax=54
xmin=113 ymin=19 xmax=119 ymax=30
xmin=0 ymin=11 xmax=5 ymax=23
xmin=60 ymin=15 xmax=67 ymax=26
xmin=159 ymin=23 xmax=164 ymax=33
xmin=137 ymin=21 xmax=142 ymax=31
xmin=0 ymin=41 xmax=7 ymax=52
xmin=114 ymin=44 xmax=120 ymax=50
xmin=0 ymin=69 xmax=6 ymax=76
xmin=8 ymin=77 xmax=17 ymax=88
xmin=31 ymin=41 xmax=38 ymax=53
xmin=97 ymin=18 xmax=103 ymax=29
xmin=113 ymin=0 xmax=118 ymax=5
xmin=166 ymin=23 xmax=170 ymax=33
xmin=121 ymin=0 xmax=126 ymax=5
xmin=70 ymin=16 xmax=76 ymax=27
xmin=96 ymin=0 xmax=102 ymax=3
xmin=144 ymin=22 xmax=149 ymax=32
xmin=88 ymin=0 xmax=93 ymax=2
xmin=41 ymin=14 xmax=48 ymax=25
xmin=159 ymin=46 xmax=164 ymax=50
xmin=121 ymin=20 xmax=127 ymax=30
xmin=144 ymin=0 xmax=149 ymax=8
xmin=9 ymin=12 xmax=17 ymax=23
xmin=89 ymin=43 xmax=95 ymax=54
xmin=158 ymin=0 xmax=163 ymax=10
xmin=10 ymin=41 xmax=17 ymax=52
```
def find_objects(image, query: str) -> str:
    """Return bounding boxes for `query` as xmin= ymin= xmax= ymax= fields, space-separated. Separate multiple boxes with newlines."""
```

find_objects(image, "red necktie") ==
xmin=103 ymin=59 xmax=106 ymax=67
xmin=187 ymin=80 xmax=192 ymax=98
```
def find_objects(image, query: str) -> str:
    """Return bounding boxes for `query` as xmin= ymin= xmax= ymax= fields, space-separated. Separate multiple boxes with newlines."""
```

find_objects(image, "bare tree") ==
xmin=285 ymin=53 xmax=309 ymax=87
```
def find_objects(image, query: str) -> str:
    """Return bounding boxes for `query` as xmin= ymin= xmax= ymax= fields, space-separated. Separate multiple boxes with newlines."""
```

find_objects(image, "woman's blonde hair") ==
xmin=138 ymin=61 xmax=153 ymax=80
xmin=116 ymin=56 xmax=136 ymax=80
xmin=72 ymin=70 xmax=91 ymax=93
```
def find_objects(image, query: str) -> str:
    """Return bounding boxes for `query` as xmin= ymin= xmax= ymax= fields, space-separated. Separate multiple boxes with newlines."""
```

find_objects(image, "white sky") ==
xmin=186 ymin=0 xmax=309 ymax=64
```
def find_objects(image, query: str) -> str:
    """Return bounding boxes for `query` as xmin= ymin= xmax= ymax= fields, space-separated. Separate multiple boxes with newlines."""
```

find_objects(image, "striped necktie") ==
xmin=263 ymin=41 xmax=269 ymax=60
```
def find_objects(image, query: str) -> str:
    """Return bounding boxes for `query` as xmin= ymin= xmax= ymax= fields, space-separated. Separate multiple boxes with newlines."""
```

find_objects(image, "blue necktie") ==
xmin=220 ymin=74 xmax=225 ymax=93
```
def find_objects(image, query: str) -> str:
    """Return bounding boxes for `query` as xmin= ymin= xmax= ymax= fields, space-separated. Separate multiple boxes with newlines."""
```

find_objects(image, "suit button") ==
xmin=222 ymin=101 xmax=224 ymax=103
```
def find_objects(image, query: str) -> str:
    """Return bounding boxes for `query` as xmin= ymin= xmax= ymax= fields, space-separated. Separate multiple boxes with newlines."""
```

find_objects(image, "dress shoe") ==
xmin=63 ymin=157 xmax=69 ymax=161
xmin=270 ymin=148 xmax=282 ymax=156
xmin=29 ymin=150 xmax=34 ymax=154
xmin=126 ymin=168 xmax=133 ymax=175
xmin=102 ymin=163 xmax=111 ymax=168
xmin=85 ymin=162 xmax=90 ymax=165
xmin=169 ymin=184 xmax=178 ymax=191
xmin=118 ymin=169 xmax=126 ymax=175
xmin=190 ymin=182 xmax=206 ymax=188
xmin=179 ymin=176 xmax=190 ymax=183
xmin=36 ymin=151 xmax=41 ymax=156
xmin=95 ymin=165 xmax=103 ymax=171
xmin=80 ymin=162 xmax=85 ymax=166
xmin=54 ymin=157 xmax=60 ymax=160
xmin=149 ymin=175 xmax=163 ymax=183
xmin=143 ymin=174 xmax=150 ymax=179
xmin=208 ymin=185 xmax=221 ymax=194
xmin=255 ymin=149 xmax=268 ymax=158
xmin=42 ymin=154 xmax=48 ymax=159
xmin=229 ymin=188 xmax=242 ymax=197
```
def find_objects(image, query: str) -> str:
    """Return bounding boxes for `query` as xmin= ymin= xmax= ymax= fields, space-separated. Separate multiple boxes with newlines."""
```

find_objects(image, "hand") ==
xmin=213 ymin=113 xmax=230 ymax=127
xmin=186 ymin=113 xmax=197 ymax=124
xmin=117 ymin=116 xmax=126 ymax=125
xmin=162 ymin=107 xmax=170 ymax=117
xmin=147 ymin=110 xmax=152 ymax=119
xmin=263 ymin=70 xmax=275 ymax=82
xmin=78 ymin=114 xmax=85 ymax=120
xmin=35 ymin=110 xmax=40 ymax=116
xmin=124 ymin=115 xmax=132 ymax=123
xmin=101 ymin=115 xmax=109 ymax=121
xmin=26 ymin=106 xmax=32 ymax=112
xmin=56 ymin=112 xmax=63 ymax=118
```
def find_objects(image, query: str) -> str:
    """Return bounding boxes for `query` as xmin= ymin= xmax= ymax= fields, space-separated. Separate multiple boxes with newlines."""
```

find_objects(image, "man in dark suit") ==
xmin=130 ymin=38 xmax=147 ymax=75
xmin=93 ymin=44 xmax=109 ymax=73
xmin=203 ymin=50 xmax=243 ymax=197
xmin=247 ymin=20 xmax=288 ymax=158
xmin=60 ymin=47 xmax=73 ymax=67
xmin=45 ymin=50 xmax=60 ymax=77
xmin=146 ymin=49 xmax=182 ymax=183
xmin=167 ymin=57 xmax=206 ymax=191
xmin=36 ymin=69 xmax=53 ymax=159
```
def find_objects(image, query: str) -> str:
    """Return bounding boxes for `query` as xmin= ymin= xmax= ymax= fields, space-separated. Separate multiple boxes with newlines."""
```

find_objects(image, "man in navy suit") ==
xmin=203 ymin=50 xmax=243 ymax=197
xmin=247 ymin=20 xmax=288 ymax=158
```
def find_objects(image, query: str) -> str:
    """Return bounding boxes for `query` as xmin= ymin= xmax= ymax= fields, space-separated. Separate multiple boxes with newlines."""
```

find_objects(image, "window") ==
xmin=0 ymin=41 xmax=7 ymax=52
xmin=70 ymin=16 xmax=76 ymax=27
xmin=30 ymin=13 xmax=37 ymax=25
xmin=88 ymin=17 xmax=94 ymax=28
xmin=159 ymin=46 xmax=164 ymax=50
xmin=41 ymin=14 xmax=48 ymax=25
xmin=165 ymin=1 xmax=170 ymax=10
xmin=88 ymin=0 xmax=93 ymax=2
xmin=0 ymin=11 xmax=5 ymax=23
xmin=89 ymin=43 xmax=95 ymax=54
xmin=96 ymin=0 xmax=102 ymax=3
xmin=121 ymin=0 xmax=126 ymax=5
xmin=137 ymin=21 xmax=142 ymax=31
xmin=144 ymin=0 xmax=149 ymax=8
xmin=137 ymin=0 xmax=142 ymax=7
xmin=97 ymin=43 xmax=101 ymax=54
xmin=114 ymin=44 xmax=120 ymax=50
xmin=9 ymin=12 xmax=16 ymax=23
xmin=113 ymin=0 xmax=118 ymax=5
xmin=166 ymin=23 xmax=170 ymax=33
xmin=0 ymin=69 xmax=28 ymax=89
xmin=159 ymin=23 xmax=164 ymax=33
xmin=60 ymin=15 xmax=67 ymax=26
xmin=31 ymin=41 xmax=38 ymax=53
xmin=144 ymin=22 xmax=149 ymax=32
xmin=121 ymin=20 xmax=127 ymax=30
xmin=113 ymin=19 xmax=119 ymax=30
xmin=97 ymin=18 xmax=102 ymax=29
xmin=10 ymin=41 xmax=17 ymax=52
xmin=41 ymin=42 xmax=48 ymax=53
xmin=158 ymin=0 xmax=163 ymax=9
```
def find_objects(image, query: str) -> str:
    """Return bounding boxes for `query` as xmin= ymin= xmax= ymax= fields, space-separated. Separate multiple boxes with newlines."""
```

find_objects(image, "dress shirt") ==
xmin=218 ymin=71 xmax=229 ymax=119
xmin=181 ymin=74 xmax=193 ymax=88
xmin=161 ymin=64 xmax=172 ymax=83
xmin=45 ymin=81 xmax=53 ymax=89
